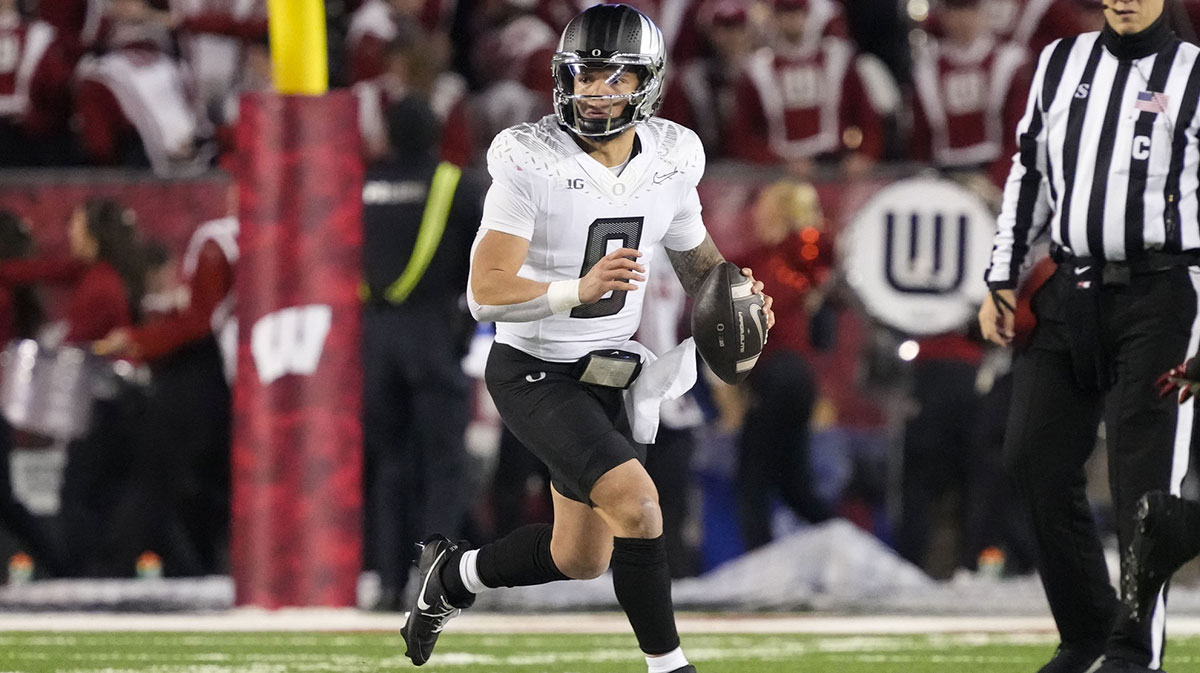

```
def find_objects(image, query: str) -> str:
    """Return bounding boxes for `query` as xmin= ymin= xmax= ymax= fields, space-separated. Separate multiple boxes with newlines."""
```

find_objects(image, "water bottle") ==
xmin=978 ymin=546 xmax=1006 ymax=580
xmin=136 ymin=551 xmax=163 ymax=579
xmin=7 ymin=552 xmax=33 ymax=585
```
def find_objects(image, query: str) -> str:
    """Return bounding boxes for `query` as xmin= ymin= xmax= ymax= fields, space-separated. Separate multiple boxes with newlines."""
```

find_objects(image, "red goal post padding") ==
xmin=232 ymin=90 xmax=363 ymax=608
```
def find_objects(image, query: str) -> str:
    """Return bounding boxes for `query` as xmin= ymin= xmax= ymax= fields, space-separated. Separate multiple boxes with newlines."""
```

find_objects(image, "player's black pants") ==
xmin=362 ymin=303 xmax=471 ymax=608
xmin=1005 ymin=263 xmax=1199 ymax=668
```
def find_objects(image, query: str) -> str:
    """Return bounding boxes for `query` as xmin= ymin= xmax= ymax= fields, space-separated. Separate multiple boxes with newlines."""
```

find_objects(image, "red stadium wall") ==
xmin=0 ymin=173 xmax=230 ymax=262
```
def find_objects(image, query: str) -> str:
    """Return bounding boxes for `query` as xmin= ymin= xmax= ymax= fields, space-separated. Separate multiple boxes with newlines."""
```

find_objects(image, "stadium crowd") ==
xmin=0 ymin=0 xmax=1112 ymax=176
xmin=2 ymin=0 xmax=1193 ymax=592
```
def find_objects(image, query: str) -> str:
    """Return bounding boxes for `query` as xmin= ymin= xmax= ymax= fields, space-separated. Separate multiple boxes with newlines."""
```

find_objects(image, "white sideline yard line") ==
xmin=0 ymin=610 xmax=1197 ymax=635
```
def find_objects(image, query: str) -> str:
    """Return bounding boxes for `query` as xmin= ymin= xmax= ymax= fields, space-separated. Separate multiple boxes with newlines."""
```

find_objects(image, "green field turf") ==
xmin=1 ymin=631 xmax=1199 ymax=673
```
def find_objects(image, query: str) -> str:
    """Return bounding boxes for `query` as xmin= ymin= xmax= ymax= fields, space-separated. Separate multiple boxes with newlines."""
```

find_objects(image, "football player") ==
xmin=399 ymin=4 xmax=774 ymax=672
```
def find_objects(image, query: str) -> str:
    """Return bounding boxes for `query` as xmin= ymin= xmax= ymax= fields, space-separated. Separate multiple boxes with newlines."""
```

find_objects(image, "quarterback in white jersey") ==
xmin=400 ymin=5 xmax=773 ymax=673
xmin=475 ymin=113 xmax=708 ymax=362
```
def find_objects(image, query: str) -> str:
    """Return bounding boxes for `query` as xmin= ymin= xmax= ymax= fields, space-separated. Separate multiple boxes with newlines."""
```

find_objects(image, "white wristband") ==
xmin=547 ymin=279 xmax=583 ymax=314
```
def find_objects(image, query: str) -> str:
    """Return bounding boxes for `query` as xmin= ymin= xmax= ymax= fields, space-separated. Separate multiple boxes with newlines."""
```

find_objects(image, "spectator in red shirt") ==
xmin=0 ymin=0 xmax=74 ymax=166
xmin=467 ymin=0 xmax=558 ymax=149
xmin=725 ymin=0 xmax=886 ymax=177
xmin=347 ymin=0 xmax=426 ymax=83
xmin=0 ymin=198 xmax=146 ymax=577
xmin=73 ymin=0 xmax=206 ymax=176
xmin=0 ymin=198 xmax=142 ymax=342
xmin=910 ymin=0 xmax=1031 ymax=188
xmin=168 ymin=0 xmax=267 ymax=131
xmin=94 ymin=214 xmax=237 ymax=576
xmin=0 ymin=209 xmax=65 ymax=577
xmin=713 ymin=180 xmax=836 ymax=551
xmin=658 ymin=1 xmax=754 ymax=159
xmin=354 ymin=31 xmax=472 ymax=165
xmin=95 ymin=217 xmax=234 ymax=365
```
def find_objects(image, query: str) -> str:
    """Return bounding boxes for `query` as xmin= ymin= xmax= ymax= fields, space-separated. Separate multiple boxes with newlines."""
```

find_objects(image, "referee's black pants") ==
xmin=1005 ymin=264 xmax=1199 ymax=668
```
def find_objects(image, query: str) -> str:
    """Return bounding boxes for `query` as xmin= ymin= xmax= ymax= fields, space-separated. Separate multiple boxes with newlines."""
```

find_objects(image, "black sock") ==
xmin=474 ymin=523 xmax=569 ymax=589
xmin=611 ymin=535 xmax=680 ymax=655
xmin=439 ymin=545 xmax=473 ymax=608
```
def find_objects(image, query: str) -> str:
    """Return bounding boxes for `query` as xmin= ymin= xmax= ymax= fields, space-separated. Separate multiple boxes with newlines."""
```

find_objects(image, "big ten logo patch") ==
xmin=250 ymin=304 xmax=333 ymax=385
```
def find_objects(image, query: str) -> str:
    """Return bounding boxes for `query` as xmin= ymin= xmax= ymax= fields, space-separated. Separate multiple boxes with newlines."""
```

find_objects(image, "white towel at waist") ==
xmin=620 ymin=337 xmax=698 ymax=445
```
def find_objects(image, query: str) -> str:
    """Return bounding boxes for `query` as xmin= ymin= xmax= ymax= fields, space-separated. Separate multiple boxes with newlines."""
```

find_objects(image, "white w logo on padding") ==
xmin=250 ymin=304 xmax=333 ymax=385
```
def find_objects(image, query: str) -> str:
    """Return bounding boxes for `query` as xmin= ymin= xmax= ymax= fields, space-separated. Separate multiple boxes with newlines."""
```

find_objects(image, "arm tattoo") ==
xmin=666 ymin=233 xmax=726 ymax=297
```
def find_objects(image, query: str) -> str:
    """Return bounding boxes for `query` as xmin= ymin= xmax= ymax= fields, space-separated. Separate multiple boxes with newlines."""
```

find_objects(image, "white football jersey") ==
xmin=474 ymin=114 xmax=708 ymax=362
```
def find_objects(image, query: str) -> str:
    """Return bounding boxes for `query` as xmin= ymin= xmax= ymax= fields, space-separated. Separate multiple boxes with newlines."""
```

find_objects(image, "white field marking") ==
xmin=16 ymin=637 xmax=1200 ymax=672
xmin=3 ymin=610 xmax=1200 ymax=636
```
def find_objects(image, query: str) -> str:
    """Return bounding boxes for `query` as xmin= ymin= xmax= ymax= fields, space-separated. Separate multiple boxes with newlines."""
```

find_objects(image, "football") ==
xmin=691 ymin=261 xmax=766 ymax=385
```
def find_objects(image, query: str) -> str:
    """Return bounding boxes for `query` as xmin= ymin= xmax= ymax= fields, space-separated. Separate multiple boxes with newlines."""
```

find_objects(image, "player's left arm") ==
xmin=664 ymin=233 xmax=722 ymax=297
xmin=666 ymin=234 xmax=775 ymax=330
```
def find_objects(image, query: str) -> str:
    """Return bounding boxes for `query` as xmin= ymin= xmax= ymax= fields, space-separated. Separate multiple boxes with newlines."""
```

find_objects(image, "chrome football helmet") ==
xmin=551 ymin=4 xmax=667 ymax=139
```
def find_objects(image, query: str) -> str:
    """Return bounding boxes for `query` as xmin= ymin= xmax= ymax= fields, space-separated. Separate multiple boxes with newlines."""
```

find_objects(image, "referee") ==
xmin=978 ymin=1 xmax=1200 ymax=672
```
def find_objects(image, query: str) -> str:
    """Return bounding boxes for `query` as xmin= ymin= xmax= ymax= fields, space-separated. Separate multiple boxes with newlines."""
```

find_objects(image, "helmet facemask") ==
xmin=552 ymin=54 xmax=664 ymax=140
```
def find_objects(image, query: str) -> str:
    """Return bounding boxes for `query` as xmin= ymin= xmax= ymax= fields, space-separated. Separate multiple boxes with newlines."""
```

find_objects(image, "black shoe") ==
xmin=1094 ymin=657 xmax=1160 ymax=672
xmin=1037 ymin=646 xmax=1103 ymax=673
xmin=668 ymin=667 xmax=696 ymax=673
xmin=400 ymin=535 xmax=473 ymax=666
xmin=1122 ymin=491 xmax=1200 ymax=623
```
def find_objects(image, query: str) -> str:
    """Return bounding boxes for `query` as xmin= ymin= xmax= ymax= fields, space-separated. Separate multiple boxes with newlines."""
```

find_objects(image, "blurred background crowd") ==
xmin=2 ymin=0 xmax=1194 ymax=606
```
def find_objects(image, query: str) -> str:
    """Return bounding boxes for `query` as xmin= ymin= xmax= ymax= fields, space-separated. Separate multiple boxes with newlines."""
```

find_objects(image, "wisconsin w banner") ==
xmin=232 ymin=91 xmax=364 ymax=607
xmin=841 ymin=177 xmax=995 ymax=335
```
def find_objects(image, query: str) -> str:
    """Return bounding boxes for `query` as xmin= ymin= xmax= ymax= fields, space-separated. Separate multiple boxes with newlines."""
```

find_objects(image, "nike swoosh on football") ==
xmin=415 ymin=548 xmax=448 ymax=611
xmin=748 ymin=303 xmax=764 ymax=340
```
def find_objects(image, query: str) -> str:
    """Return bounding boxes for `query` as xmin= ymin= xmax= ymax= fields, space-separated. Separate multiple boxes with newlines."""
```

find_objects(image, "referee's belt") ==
xmin=1051 ymin=245 xmax=1200 ymax=284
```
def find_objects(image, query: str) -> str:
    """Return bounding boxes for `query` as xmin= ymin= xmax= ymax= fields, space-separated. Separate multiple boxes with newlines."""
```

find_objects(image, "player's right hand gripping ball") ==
xmin=691 ymin=261 xmax=767 ymax=385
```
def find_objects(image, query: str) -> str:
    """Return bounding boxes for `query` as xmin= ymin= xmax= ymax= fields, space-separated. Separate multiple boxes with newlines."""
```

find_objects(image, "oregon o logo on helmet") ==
xmin=554 ymin=3 xmax=665 ymax=137
xmin=841 ymin=178 xmax=994 ymax=335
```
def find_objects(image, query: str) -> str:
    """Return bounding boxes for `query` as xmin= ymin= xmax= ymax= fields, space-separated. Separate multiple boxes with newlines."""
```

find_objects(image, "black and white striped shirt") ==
xmin=987 ymin=18 xmax=1200 ymax=288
